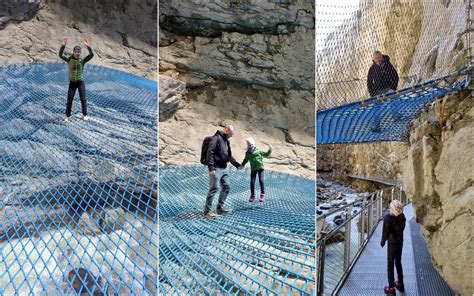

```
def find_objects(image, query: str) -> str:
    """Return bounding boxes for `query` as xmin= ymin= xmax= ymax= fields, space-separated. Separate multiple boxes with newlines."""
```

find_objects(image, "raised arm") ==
xmin=82 ymin=38 xmax=94 ymax=64
xmin=58 ymin=38 xmax=69 ymax=62
xmin=262 ymin=144 xmax=272 ymax=157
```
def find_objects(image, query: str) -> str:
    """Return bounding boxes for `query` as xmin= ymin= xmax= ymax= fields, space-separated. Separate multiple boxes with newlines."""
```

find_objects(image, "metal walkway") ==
xmin=338 ymin=204 xmax=455 ymax=295
xmin=346 ymin=174 xmax=400 ymax=187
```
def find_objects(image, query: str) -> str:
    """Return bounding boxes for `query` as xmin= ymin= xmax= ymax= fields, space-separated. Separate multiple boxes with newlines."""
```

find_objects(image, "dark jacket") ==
xmin=381 ymin=210 xmax=406 ymax=246
xmin=367 ymin=55 xmax=399 ymax=97
xmin=207 ymin=130 xmax=240 ymax=171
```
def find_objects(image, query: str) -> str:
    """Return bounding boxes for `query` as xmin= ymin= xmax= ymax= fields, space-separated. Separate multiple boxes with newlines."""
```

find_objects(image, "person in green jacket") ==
xmin=239 ymin=137 xmax=272 ymax=203
xmin=59 ymin=37 xmax=94 ymax=122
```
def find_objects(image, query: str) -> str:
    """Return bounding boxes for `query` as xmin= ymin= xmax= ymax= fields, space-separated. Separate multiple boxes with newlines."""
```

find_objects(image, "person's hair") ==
xmin=246 ymin=137 xmax=255 ymax=147
xmin=390 ymin=200 xmax=403 ymax=215
xmin=373 ymin=50 xmax=382 ymax=55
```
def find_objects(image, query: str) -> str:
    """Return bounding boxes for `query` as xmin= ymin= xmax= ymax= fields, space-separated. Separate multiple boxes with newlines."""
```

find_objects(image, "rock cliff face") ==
xmin=0 ymin=0 xmax=157 ymax=79
xmin=159 ymin=0 xmax=315 ymax=178
xmin=316 ymin=1 xmax=472 ymax=293
xmin=404 ymin=90 xmax=473 ymax=295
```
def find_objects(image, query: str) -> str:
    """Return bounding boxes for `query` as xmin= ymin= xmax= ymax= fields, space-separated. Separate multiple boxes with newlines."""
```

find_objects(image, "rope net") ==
xmin=0 ymin=62 xmax=157 ymax=295
xmin=159 ymin=165 xmax=316 ymax=295
xmin=316 ymin=0 xmax=471 ymax=144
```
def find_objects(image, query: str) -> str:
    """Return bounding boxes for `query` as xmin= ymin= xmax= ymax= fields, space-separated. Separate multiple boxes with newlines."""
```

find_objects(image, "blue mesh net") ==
xmin=317 ymin=70 xmax=470 ymax=144
xmin=159 ymin=165 xmax=316 ymax=295
xmin=0 ymin=62 xmax=157 ymax=294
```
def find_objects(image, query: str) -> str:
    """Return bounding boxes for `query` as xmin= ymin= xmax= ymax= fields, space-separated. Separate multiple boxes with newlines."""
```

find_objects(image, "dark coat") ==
xmin=367 ymin=55 xmax=399 ymax=97
xmin=207 ymin=130 xmax=240 ymax=171
xmin=381 ymin=210 xmax=406 ymax=246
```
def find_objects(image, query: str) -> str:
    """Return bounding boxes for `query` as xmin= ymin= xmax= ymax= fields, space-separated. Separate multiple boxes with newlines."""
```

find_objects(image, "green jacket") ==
xmin=59 ymin=45 xmax=94 ymax=82
xmin=241 ymin=147 xmax=271 ymax=171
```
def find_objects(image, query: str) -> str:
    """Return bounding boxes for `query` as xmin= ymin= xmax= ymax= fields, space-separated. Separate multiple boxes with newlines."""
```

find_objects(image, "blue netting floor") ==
xmin=0 ymin=62 xmax=157 ymax=295
xmin=159 ymin=165 xmax=316 ymax=295
xmin=317 ymin=73 xmax=469 ymax=144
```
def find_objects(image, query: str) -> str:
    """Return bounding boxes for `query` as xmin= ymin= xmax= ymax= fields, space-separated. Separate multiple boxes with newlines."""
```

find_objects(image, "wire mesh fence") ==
xmin=315 ymin=0 xmax=472 ymax=144
xmin=159 ymin=165 xmax=316 ymax=295
xmin=0 ymin=62 xmax=157 ymax=295
xmin=317 ymin=187 xmax=407 ymax=295
xmin=316 ymin=0 xmax=471 ymax=110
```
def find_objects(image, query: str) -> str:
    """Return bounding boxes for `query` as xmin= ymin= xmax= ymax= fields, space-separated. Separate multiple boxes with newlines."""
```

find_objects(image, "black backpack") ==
xmin=200 ymin=135 xmax=214 ymax=165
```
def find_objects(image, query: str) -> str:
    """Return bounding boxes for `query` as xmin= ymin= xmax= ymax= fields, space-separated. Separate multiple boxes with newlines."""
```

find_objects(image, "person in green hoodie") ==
xmin=239 ymin=137 xmax=272 ymax=203
xmin=59 ymin=37 xmax=94 ymax=122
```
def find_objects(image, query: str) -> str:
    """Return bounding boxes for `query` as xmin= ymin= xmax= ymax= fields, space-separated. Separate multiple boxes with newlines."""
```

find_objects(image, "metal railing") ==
xmin=316 ymin=186 xmax=407 ymax=295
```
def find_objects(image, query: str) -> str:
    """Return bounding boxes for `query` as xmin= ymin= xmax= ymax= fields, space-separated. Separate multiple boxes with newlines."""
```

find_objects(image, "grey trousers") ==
xmin=204 ymin=167 xmax=230 ymax=213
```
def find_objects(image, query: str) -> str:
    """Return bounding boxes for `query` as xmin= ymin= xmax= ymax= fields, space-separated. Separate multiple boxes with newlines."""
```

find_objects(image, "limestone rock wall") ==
xmin=0 ymin=0 xmax=157 ymax=79
xmin=159 ymin=0 xmax=315 ymax=178
xmin=403 ymin=90 xmax=473 ymax=295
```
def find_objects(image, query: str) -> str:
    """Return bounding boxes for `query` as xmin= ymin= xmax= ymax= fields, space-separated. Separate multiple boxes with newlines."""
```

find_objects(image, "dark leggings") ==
xmin=250 ymin=169 xmax=264 ymax=195
xmin=387 ymin=243 xmax=403 ymax=287
xmin=66 ymin=80 xmax=87 ymax=117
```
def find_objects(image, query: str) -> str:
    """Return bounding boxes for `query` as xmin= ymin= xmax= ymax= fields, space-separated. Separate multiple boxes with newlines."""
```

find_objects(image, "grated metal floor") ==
xmin=338 ymin=204 xmax=455 ymax=296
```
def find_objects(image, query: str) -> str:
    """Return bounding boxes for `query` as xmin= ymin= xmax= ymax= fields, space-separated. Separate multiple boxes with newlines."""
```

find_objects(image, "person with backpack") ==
xmin=381 ymin=199 xmax=406 ymax=295
xmin=201 ymin=124 xmax=241 ymax=218
xmin=59 ymin=37 xmax=94 ymax=122
xmin=238 ymin=137 xmax=272 ymax=203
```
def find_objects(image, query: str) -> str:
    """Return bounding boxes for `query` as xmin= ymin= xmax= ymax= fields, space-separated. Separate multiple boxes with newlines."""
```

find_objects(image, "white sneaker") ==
xmin=83 ymin=115 xmax=89 ymax=121
xmin=64 ymin=116 xmax=70 ymax=123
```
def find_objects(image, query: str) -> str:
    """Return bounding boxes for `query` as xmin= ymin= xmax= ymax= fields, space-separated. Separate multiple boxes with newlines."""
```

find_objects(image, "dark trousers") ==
xmin=387 ymin=243 xmax=403 ymax=287
xmin=250 ymin=169 xmax=265 ymax=195
xmin=66 ymin=80 xmax=87 ymax=117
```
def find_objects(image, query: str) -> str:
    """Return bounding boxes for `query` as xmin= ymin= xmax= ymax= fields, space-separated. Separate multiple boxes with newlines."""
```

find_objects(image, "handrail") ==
xmin=317 ymin=186 xmax=408 ymax=295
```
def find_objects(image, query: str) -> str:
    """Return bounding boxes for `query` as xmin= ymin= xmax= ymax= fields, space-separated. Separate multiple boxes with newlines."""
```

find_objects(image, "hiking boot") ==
xmin=384 ymin=286 xmax=396 ymax=295
xmin=259 ymin=193 xmax=265 ymax=203
xmin=249 ymin=194 xmax=255 ymax=202
xmin=395 ymin=281 xmax=405 ymax=292
xmin=204 ymin=211 xmax=217 ymax=218
xmin=216 ymin=206 xmax=232 ymax=214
